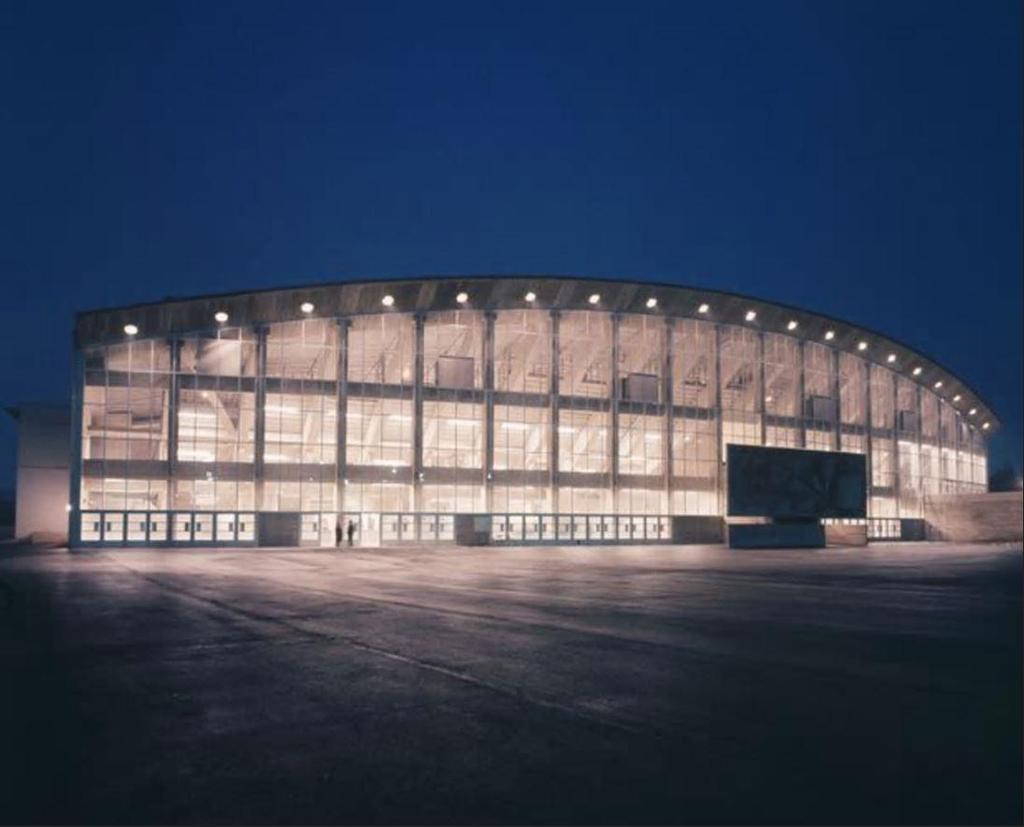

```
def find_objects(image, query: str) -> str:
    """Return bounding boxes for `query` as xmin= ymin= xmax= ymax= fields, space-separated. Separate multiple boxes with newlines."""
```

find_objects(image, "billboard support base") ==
xmin=728 ymin=519 xmax=825 ymax=549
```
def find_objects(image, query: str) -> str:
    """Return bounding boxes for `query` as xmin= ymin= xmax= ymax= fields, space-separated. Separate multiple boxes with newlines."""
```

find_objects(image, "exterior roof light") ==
xmin=857 ymin=341 xmax=868 ymax=351
xmin=952 ymin=394 xmax=961 ymax=402
xmin=214 ymin=311 xmax=229 ymax=323
xmin=456 ymin=292 xmax=469 ymax=304
xmin=824 ymin=330 xmax=835 ymax=341
xmin=968 ymin=408 xmax=977 ymax=416
xmin=786 ymin=320 xmax=798 ymax=331
xmin=745 ymin=310 xmax=757 ymax=322
xmin=300 ymin=302 xmax=315 ymax=314
xmin=934 ymin=380 xmax=943 ymax=389
xmin=525 ymin=291 xmax=536 ymax=302
xmin=123 ymin=324 xmax=138 ymax=336
xmin=697 ymin=303 xmax=710 ymax=314
xmin=886 ymin=353 xmax=896 ymax=363
xmin=912 ymin=366 xmax=922 ymax=376
xmin=588 ymin=293 xmax=601 ymax=304
xmin=381 ymin=294 xmax=395 ymax=307
xmin=982 ymin=422 xmax=990 ymax=430
xmin=646 ymin=297 xmax=658 ymax=309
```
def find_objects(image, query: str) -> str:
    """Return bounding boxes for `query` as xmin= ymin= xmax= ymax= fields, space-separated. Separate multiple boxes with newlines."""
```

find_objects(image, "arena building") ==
xmin=68 ymin=276 xmax=996 ymax=547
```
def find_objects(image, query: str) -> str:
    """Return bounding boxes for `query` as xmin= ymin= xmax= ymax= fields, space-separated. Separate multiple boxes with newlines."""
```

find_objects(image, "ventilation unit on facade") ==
xmin=898 ymin=410 xmax=919 ymax=432
xmin=436 ymin=355 xmax=475 ymax=389
xmin=622 ymin=373 xmax=659 ymax=403
xmin=805 ymin=395 xmax=836 ymax=422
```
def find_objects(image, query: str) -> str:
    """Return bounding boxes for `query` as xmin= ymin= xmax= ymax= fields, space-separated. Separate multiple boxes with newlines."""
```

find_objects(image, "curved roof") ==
xmin=74 ymin=275 xmax=999 ymax=432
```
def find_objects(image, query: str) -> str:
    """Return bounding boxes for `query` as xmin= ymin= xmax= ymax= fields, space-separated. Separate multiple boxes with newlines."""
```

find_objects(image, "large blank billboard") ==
xmin=727 ymin=444 xmax=867 ymax=519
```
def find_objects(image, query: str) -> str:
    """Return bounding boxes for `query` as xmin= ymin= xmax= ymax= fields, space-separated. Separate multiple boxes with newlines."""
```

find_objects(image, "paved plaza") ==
xmin=0 ymin=542 xmax=1020 ymax=824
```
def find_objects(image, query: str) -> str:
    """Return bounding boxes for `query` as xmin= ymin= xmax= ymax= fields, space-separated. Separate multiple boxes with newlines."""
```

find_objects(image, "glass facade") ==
xmin=73 ymin=293 xmax=991 ymax=546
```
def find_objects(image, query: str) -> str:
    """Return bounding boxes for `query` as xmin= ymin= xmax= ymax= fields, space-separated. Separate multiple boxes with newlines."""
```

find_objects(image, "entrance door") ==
xmin=359 ymin=513 xmax=381 ymax=547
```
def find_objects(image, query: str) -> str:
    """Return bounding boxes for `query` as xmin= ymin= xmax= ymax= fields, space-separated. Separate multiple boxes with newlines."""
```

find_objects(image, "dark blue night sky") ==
xmin=1 ymin=0 xmax=1020 ymax=486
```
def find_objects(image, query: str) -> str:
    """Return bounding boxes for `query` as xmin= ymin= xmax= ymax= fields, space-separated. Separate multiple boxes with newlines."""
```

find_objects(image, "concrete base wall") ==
xmin=923 ymin=492 xmax=1023 ymax=543
xmin=728 ymin=522 xmax=825 ymax=549
xmin=671 ymin=516 xmax=724 ymax=544
xmin=825 ymin=523 xmax=868 ymax=546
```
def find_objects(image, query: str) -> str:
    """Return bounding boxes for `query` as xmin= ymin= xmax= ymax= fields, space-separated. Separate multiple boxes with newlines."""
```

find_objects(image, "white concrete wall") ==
xmin=13 ymin=405 xmax=70 ymax=541
xmin=924 ymin=492 xmax=1024 ymax=543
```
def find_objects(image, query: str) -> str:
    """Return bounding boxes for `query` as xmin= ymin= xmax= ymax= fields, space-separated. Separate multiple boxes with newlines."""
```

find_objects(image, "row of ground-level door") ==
xmin=77 ymin=511 xmax=673 ymax=546
xmin=76 ymin=511 xmax=906 ymax=546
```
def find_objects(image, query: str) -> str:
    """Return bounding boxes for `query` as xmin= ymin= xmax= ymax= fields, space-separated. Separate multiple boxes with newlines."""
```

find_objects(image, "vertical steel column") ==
xmin=714 ymin=325 xmax=724 ymax=515
xmin=663 ymin=318 xmax=674 ymax=509
xmin=167 ymin=337 xmax=181 ymax=499
xmin=832 ymin=349 xmax=841 ymax=451
xmin=916 ymin=384 xmax=924 ymax=506
xmin=953 ymin=409 xmax=961 ymax=493
xmin=335 ymin=319 xmax=348 ymax=513
xmin=864 ymin=362 xmax=873 ymax=518
xmin=891 ymin=372 xmax=900 ymax=512
xmin=413 ymin=313 xmax=425 ymax=514
xmin=758 ymin=332 xmax=767 ymax=446
xmin=549 ymin=311 xmax=560 ymax=514
xmin=253 ymin=326 xmax=268 ymax=516
xmin=68 ymin=347 xmax=85 ymax=545
xmin=798 ymin=340 xmax=807 ymax=448
xmin=610 ymin=313 xmax=621 ymax=514
xmin=167 ymin=339 xmax=180 ymax=476
xmin=936 ymin=398 xmax=946 ymax=493
xmin=483 ymin=311 xmax=496 ymax=513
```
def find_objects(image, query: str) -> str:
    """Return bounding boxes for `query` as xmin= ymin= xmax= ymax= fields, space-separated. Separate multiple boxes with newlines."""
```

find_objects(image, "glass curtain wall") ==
xmin=345 ymin=313 xmax=415 ymax=513
xmin=616 ymin=313 xmax=666 ymax=514
xmin=175 ymin=327 xmax=257 ymax=513
xmin=81 ymin=339 xmax=171 ymax=511
xmin=557 ymin=310 xmax=612 ymax=513
xmin=803 ymin=342 xmax=836 ymax=450
xmin=869 ymin=365 xmax=897 ymax=518
xmin=422 ymin=310 xmax=485 ymax=512
xmin=670 ymin=319 xmax=718 ymax=515
xmin=492 ymin=309 xmax=551 ymax=513
xmin=74 ymin=303 xmax=992 ymax=545
xmin=763 ymin=333 xmax=800 ymax=448
xmin=896 ymin=377 xmax=921 ymax=517
xmin=720 ymin=327 xmax=762 ymax=450
xmin=262 ymin=320 xmax=337 ymax=545
xmin=920 ymin=390 xmax=941 ymax=500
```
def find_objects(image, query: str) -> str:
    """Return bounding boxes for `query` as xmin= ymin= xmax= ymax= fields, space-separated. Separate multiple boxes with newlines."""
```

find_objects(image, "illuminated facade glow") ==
xmin=70 ymin=277 xmax=995 ymax=546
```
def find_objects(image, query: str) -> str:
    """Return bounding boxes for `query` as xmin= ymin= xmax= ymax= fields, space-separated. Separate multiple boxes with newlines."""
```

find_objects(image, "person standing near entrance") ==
xmin=335 ymin=519 xmax=343 ymax=548
xmin=347 ymin=519 xmax=356 ymax=547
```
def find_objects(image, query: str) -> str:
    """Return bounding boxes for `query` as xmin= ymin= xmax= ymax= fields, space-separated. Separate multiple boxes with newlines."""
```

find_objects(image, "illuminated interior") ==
xmin=74 ymin=280 xmax=992 ymax=545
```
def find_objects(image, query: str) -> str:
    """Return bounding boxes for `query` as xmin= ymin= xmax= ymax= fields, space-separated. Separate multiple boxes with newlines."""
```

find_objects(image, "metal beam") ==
xmin=663 ymin=318 xmax=674 ymax=508
xmin=68 ymin=349 xmax=85 ymax=545
xmin=483 ymin=311 xmax=495 ymax=513
xmin=253 ymin=326 xmax=268 ymax=518
xmin=714 ymin=324 xmax=724 ymax=514
xmin=549 ymin=310 xmax=560 ymax=512
xmin=413 ymin=313 xmax=424 ymax=513
xmin=610 ymin=313 xmax=621 ymax=512
xmin=798 ymin=340 xmax=807 ymax=448
xmin=336 ymin=319 xmax=348 ymax=511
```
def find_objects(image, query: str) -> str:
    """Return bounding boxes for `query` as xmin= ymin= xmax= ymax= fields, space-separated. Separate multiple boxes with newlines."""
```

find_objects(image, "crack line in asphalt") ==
xmin=104 ymin=556 xmax=652 ymax=739
xmin=162 ymin=553 xmax=987 ymax=696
